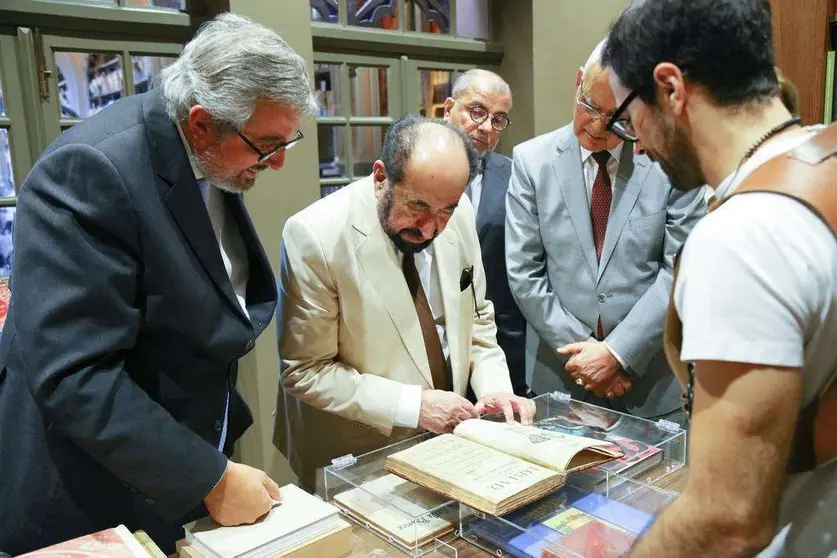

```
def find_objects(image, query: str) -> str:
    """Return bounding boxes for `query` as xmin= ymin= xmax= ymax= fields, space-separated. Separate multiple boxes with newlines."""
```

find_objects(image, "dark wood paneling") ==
xmin=771 ymin=0 xmax=830 ymax=125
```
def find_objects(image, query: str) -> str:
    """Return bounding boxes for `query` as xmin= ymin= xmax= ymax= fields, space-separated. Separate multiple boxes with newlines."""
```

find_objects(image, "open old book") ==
xmin=383 ymin=419 xmax=622 ymax=516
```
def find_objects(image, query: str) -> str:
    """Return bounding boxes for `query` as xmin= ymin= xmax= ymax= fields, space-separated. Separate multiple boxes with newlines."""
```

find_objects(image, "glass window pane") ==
xmin=418 ymin=69 xmax=462 ymax=117
xmin=311 ymin=0 xmax=339 ymax=22
xmin=321 ymin=183 xmax=349 ymax=198
xmin=407 ymin=0 xmax=451 ymax=34
xmin=352 ymin=125 xmax=387 ymax=177
xmin=318 ymin=124 xmax=347 ymax=179
xmin=0 ymin=207 xmax=15 ymax=278
xmin=456 ymin=0 xmax=490 ymax=40
xmin=0 ymin=129 xmax=13 ymax=197
xmin=349 ymin=66 xmax=390 ymax=117
xmin=122 ymin=0 xmax=186 ymax=9
xmin=350 ymin=0 xmax=399 ymax=30
xmin=314 ymin=64 xmax=343 ymax=116
xmin=56 ymin=52 xmax=124 ymax=119
xmin=132 ymin=55 xmax=177 ymax=94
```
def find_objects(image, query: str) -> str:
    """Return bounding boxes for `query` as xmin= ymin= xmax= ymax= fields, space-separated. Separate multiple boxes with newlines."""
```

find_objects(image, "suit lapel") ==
xmin=597 ymin=148 xmax=647 ymax=282
xmin=433 ymin=233 xmax=463 ymax=394
xmin=554 ymin=132 xmax=598 ymax=282
xmin=143 ymin=91 xmax=249 ymax=324
xmin=353 ymin=179 xmax=433 ymax=386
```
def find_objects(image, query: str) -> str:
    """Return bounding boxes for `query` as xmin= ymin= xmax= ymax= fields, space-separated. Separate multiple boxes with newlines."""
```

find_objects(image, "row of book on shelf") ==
xmin=16 ymin=401 xmax=674 ymax=558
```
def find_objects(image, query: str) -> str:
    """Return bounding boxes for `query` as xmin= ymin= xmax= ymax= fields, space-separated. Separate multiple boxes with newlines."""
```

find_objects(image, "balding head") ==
xmin=574 ymin=38 xmax=622 ymax=152
xmin=444 ymin=69 xmax=512 ymax=154
xmin=373 ymin=115 xmax=478 ymax=253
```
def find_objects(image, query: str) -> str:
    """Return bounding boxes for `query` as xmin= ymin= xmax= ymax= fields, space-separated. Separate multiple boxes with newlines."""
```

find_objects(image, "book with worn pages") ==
xmin=19 ymin=525 xmax=150 ymax=558
xmin=183 ymin=484 xmax=351 ymax=558
xmin=332 ymin=473 xmax=457 ymax=547
xmin=383 ymin=419 xmax=622 ymax=516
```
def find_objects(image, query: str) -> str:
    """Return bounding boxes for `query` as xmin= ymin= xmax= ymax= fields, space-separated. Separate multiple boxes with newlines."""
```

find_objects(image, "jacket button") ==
xmin=144 ymin=497 xmax=154 ymax=505
xmin=245 ymin=339 xmax=254 ymax=351
xmin=597 ymin=293 xmax=607 ymax=303
xmin=214 ymin=420 xmax=223 ymax=432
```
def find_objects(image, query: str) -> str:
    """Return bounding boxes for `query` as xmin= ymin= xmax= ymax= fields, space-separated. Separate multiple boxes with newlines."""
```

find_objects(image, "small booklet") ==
xmin=332 ymin=473 xmax=457 ymax=547
xmin=383 ymin=419 xmax=622 ymax=516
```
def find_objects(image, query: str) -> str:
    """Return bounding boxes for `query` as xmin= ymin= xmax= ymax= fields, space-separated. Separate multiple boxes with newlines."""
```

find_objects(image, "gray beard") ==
xmin=190 ymin=153 xmax=239 ymax=192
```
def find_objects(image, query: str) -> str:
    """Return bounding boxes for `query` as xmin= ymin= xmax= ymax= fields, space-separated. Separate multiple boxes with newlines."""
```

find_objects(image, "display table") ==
xmin=344 ymin=467 xmax=688 ymax=557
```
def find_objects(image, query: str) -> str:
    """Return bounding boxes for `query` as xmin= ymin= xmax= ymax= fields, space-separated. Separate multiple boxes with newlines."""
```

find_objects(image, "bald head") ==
xmin=452 ymin=69 xmax=512 ymax=101
xmin=373 ymin=115 xmax=478 ymax=253
xmin=444 ymin=69 xmax=513 ymax=154
xmin=574 ymin=38 xmax=621 ymax=152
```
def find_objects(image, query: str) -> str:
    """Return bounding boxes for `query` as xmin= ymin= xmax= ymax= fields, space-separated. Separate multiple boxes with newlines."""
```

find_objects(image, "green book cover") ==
xmin=825 ymin=51 xmax=835 ymax=124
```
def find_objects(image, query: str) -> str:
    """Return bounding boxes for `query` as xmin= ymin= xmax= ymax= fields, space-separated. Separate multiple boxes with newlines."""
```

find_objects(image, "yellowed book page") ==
xmin=386 ymin=434 xmax=557 ymax=503
xmin=453 ymin=419 xmax=622 ymax=473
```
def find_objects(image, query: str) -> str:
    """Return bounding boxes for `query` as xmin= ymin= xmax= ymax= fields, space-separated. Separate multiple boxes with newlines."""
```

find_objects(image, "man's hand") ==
xmin=475 ymin=392 xmax=536 ymax=425
xmin=557 ymin=341 xmax=622 ymax=394
xmin=204 ymin=461 xmax=282 ymax=526
xmin=419 ymin=390 xmax=478 ymax=433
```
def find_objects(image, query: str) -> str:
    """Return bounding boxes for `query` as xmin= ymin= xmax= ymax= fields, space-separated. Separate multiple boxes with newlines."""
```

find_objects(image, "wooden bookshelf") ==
xmin=770 ymin=0 xmax=831 ymax=125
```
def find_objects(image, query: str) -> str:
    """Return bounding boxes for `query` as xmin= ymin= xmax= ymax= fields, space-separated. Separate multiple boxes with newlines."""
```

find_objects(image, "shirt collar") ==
xmin=175 ymin=120 xmax=206 ymax=181
xmin=580 ymin=141 xmax=624 ymax=166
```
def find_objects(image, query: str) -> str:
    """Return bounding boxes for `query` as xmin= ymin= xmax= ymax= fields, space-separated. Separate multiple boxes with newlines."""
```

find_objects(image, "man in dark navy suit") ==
xmin=443 ymin=70 xmax=528 ymax=396
xmin=0 ymin=13 xmax=315 ymax=554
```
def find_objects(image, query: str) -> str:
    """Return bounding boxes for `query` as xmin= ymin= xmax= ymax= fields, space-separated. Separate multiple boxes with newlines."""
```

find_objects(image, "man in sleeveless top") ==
xmin=602 ymin=1 xmax=837 ymax=556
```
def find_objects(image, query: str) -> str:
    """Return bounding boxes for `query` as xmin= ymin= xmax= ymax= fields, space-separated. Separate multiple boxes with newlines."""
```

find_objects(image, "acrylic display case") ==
xmin=322 ymin=391 xmax=687 ymax=556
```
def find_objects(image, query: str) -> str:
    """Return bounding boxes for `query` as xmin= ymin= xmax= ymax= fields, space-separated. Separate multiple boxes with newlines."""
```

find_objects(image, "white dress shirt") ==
xmin=468 ymin=169 xmax=485 ymax=215
xmin=579 ymin=143 xmax=628 ymax=370
xmin=176 ymin=122 xmax=250 ymax=450
xmin=393 ymin=243 xmax=449 ymax=429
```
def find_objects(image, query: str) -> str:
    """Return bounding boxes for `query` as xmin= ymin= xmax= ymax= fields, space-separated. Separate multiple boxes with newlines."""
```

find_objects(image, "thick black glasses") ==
xmin=454 ymin=99 xmax=511 ymax=131
xmin=606 ymin=89 xmax=640 ymax=142
xmin=236 ymin=129 xmax=304 ymax=164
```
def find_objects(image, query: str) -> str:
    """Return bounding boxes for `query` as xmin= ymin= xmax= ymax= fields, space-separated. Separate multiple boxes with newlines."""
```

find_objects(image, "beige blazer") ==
xmin=274 ymin=177 xmax=513 ymax=490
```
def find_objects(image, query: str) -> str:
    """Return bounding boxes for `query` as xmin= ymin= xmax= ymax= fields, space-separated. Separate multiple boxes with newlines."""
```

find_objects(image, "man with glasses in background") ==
xmin=443 ymin=69 xmax=528 ymax=397
xmin=0 ymin=13 xmax=314 ymax=555
xmin=506 ymin=40 xmax=705 ymax=424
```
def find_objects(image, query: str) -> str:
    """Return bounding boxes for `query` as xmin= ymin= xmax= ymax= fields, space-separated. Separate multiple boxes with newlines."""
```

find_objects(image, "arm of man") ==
xmin=277 ymin=215 xmax=411 ymax=436
xmin=604 ymin=184 xmax=706 ymax=374
xmin=15 ymin=145 xmax=228 ymax=520
xmin=628 ymin=360 xmax=799 ymax=557
xmin=505 ymin=148 xmax=593 ymax=348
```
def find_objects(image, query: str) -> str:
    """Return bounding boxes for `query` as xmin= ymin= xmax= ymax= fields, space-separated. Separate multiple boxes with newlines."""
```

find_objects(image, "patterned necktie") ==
xmin=402 ymin=252 xmax=451 ymax=392
xmin=591 ymin=151 xmax=612 ymax=340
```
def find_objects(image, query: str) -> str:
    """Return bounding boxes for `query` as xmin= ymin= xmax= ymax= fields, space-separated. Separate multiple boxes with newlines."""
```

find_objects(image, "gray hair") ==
xmin=451 ymin=69 xmax=512 ymax=104
xmin=580 ymin=39 xmax=609 ymax=95
xmin=159 ymin=12 xmax=316 ymax=129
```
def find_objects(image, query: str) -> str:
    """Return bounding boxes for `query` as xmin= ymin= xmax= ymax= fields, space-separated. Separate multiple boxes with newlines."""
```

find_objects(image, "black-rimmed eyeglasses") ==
xmin=605 ymin=89 xmax=640 ymax=142
xmin=453 ymin=99 xmax=511 ymax=131
xmin=236 ymin=129 xmax=304 ymax=164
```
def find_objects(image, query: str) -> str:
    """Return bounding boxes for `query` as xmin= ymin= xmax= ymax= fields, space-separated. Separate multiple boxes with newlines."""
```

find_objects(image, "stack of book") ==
xmin=183 ymin=484 xmax=351 ymax=558
xmin=463 ymin=485 xmax=652 ymax=558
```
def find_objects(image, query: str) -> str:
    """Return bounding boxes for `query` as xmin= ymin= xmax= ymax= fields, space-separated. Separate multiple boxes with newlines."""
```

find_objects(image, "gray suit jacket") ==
xmin=506 ymin=125 xmax=706 ymax=418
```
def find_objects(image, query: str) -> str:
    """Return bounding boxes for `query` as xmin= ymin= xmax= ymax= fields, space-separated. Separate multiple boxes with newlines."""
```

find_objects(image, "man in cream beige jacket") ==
xmin=274 ymin=116 xmax=534 ymax=490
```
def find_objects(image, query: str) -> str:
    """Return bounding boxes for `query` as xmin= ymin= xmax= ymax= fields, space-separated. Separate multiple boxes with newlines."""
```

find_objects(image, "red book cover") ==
xmin=19 ymin=525 xmax=148 ymax=558
xmin=542 ymin=519 xmax=636 ymax=558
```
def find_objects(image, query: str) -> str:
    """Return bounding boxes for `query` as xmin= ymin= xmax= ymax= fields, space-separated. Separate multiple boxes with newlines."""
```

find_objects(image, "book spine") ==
xmin=824 ymin=51 xmax=835 ymax=124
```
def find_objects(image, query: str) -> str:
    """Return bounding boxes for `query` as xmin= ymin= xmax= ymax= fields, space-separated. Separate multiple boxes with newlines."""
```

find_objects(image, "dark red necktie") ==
xmin=591 ymin=151 xmax=612 ymax=340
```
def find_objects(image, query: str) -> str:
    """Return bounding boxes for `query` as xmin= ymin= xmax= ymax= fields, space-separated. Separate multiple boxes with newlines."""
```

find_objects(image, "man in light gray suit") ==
xmin=506 ymin=41 xmax=706 ymax=423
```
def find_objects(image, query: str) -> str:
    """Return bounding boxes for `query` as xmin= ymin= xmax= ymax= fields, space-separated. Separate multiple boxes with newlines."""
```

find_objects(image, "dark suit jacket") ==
xmin=470 ymin=152 xmax=528 ymax=396
xmin=0 ymin=91 xmax=277 ymax=555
